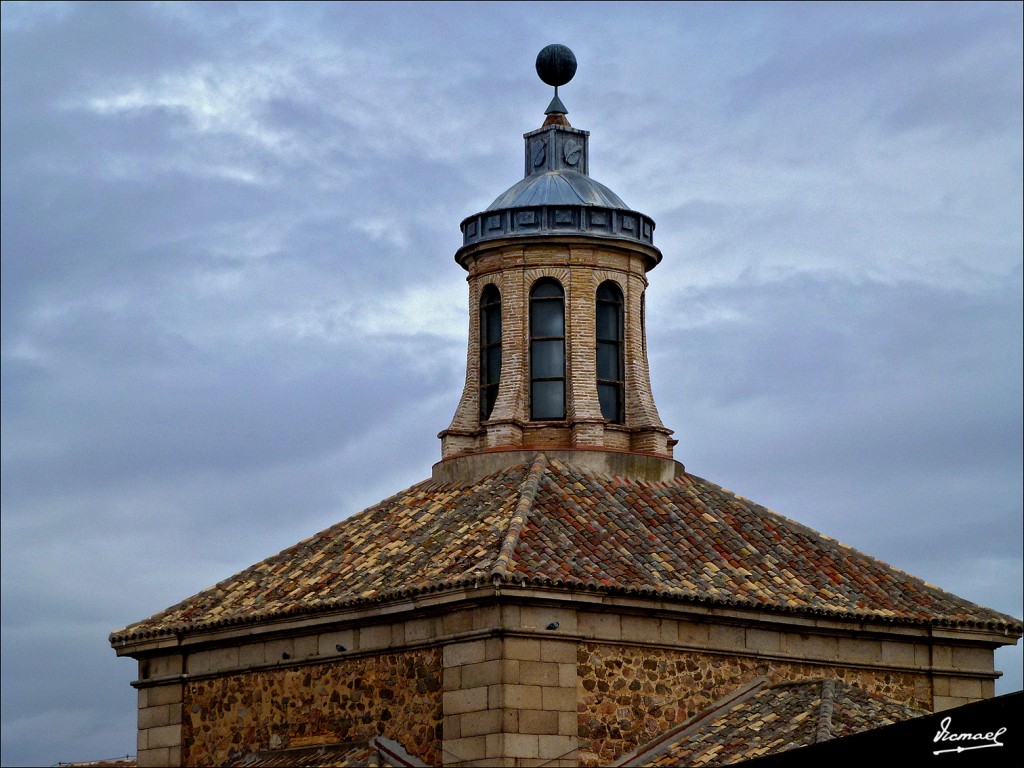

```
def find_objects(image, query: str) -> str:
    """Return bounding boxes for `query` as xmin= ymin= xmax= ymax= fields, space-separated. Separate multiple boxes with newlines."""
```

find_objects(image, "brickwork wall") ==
xmin=441 ymin=239 xmax=672 ymax=459
xmin=181 ymin=649 xmax=442 ymax=767
xmin=575 ymin=643 xmax=930 ymax=766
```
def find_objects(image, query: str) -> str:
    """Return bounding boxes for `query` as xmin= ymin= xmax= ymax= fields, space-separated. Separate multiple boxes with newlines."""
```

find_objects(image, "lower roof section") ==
xmin=643 ymin=686 xmax=1024 ymax=768
xmin=616 ymin=677 xmax=931 ymax=767
xmin=224 ymin=736 xmax=426 ymax=768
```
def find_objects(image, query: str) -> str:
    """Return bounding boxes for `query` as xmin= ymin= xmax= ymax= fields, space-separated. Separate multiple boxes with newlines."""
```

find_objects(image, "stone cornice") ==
xmin=112 ymin=581 xmax=1019 ymax=659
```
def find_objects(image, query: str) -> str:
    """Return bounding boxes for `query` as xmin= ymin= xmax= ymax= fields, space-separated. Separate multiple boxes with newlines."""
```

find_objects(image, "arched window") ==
xmin=479 ymin=284 xmax=502 ymax=420
xmin=596 ymin=281 xmax=624 ymax=423
xmin=530 ymin=279 xmax=566 ymax=420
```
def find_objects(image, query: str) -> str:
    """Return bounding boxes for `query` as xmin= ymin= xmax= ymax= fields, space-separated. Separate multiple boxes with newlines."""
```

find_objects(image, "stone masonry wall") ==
xmin=443 ymin=636 xmax=579 ymax=767
xmin=576 ymin=643 xmax=930 ymax=766
xmin=182 ymin=649 xmax=442 ymax=766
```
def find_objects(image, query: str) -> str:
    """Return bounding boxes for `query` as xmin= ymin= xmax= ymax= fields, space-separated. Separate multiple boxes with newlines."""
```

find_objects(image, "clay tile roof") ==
xmin=627 ymin=678 xmax=929 ymax=767
xmin=224 ymin=736 xmax=425 ymax=767
xmin=110 ymin=454 xmax=1022 ymax=644
xmin=224 ymin=742 xmax=372 ymax=767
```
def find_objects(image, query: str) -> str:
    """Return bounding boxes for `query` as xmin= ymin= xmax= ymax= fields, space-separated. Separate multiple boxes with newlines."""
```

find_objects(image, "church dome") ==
xmin=486 ymin=169 xmax=628 ymax=210
xmin=457 ymin=121 xmax=659 ymax=263
xmin=455 ymin=51 xmax=660 ymax=265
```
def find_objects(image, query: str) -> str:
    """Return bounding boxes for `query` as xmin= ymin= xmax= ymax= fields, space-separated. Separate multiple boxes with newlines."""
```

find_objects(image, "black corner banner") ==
xmin=737 ymin=691 xmax=1021 ymax=768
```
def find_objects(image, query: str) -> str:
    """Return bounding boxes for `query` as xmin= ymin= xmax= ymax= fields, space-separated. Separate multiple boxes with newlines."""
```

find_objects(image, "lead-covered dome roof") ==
xmin=487 ymin=169 xmax=627 ymax=210
xmin=458 ymin=119 xmax=659 ymax=263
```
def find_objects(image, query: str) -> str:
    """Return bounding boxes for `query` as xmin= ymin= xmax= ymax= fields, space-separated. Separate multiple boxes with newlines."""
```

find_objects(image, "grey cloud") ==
xmin=652 ymin=273 xmax=1021 ymax=463
xmin=2 ymin=4 xmax=1020 ymax=766
xmin=726 ymin=3 xmax=1023 ymax=140
xmin=0 ymin=2 xmax=207 ymax=92
xmin=3 ymin=320 xmax=456 ymax=506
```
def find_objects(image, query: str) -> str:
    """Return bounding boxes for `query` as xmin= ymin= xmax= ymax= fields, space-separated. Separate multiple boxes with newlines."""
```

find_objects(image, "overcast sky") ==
xmin=2 ymin=2 xmax=1021 ymax=765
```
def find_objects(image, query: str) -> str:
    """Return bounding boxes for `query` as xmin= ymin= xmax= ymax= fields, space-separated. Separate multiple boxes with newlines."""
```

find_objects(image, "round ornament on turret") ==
xmin=535 ymin=44 xmax=577 ymax=86
xmin=536 ymin=44 xmax=577 ymax=117
xmin=456 ymin=42 xmax=661 ymax=265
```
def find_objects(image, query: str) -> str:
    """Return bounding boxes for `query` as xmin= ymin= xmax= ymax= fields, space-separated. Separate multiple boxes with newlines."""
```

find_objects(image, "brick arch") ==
xmin=591 ymin=270 xmax=625 ymax=293
xmin=523 ymin=267 xmax=571 ymax=291
xmin=472 ymin=273 xmax=508 ymax=301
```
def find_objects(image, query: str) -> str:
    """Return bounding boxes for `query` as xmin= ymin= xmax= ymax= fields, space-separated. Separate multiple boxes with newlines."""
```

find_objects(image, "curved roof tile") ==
xmin=110 ymin=456 xmax=1023 ymax=644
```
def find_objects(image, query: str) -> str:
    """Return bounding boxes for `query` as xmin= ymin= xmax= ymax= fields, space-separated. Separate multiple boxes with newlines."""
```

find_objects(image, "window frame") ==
xmin=479 ymin=283 xmax=502 ymax=420
xmin=529 ymin=278 xmax=566 ymax=421
xmin=596 ymin=280 xmax=625 ymax=423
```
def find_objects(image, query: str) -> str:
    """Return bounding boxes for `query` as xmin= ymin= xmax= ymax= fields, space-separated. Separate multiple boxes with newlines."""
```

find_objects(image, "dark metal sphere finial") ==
xmin=536 ymin=44 xmax=576 ymax=117
xmin=536 ymin=44 xmax=577 ymax=87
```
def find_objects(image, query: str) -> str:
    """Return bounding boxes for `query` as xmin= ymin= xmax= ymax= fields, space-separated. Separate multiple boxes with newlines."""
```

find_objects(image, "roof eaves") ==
xmin=109 ymin=569 xmax=1023 ymax=647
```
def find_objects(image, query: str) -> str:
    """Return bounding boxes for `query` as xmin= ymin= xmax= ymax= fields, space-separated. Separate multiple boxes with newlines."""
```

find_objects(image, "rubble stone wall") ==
xmin=181 ymin=649 xmax=442 ymax=766
xmin=576 ymin=642 xmax=930 ymax=766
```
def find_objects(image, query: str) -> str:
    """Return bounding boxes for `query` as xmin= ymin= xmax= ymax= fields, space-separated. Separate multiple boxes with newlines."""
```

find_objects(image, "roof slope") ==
xmin=224 ymin=736 xmax=425 ymax=767
xmin=625 ymin=679 xmax=928 ymax=767
xmin=487 ymin=170 xmax=628 ymax=210
xmin=110 ymin=454 xmax=1021 ymax=643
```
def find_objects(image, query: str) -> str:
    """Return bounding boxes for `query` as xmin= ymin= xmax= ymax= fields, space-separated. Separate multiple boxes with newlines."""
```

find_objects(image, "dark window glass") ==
xmin=532 ymin=281 xmax=563 ymax=299
xmin=597 ymin=341 xmax=620 ymax=380
xmin=596 ymin=310 xmax=619 ymax=340
xmin=532 ymin=339 xmax=564 ymax=379
xmin=596 ymin=281 xmax=624 ymax=423
xmin=487 ymin=306 xmax=502 ymax=338
xmin=486 ymin=347 xmax=502 ymax=382
xmin=483 ymin=384 xmax=498 ymax=419
xmin=530 ymin=279 xmax=565 ymax=420
xmin=480 ymin=284 xmax=501 ymax=419
xmin=598 ymin=384 xmax=620 ymax=421
xmin=531 ymin=300 xmax=564 ymax=337
xmin=532 ymin=381 xmax=565 ymax=420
